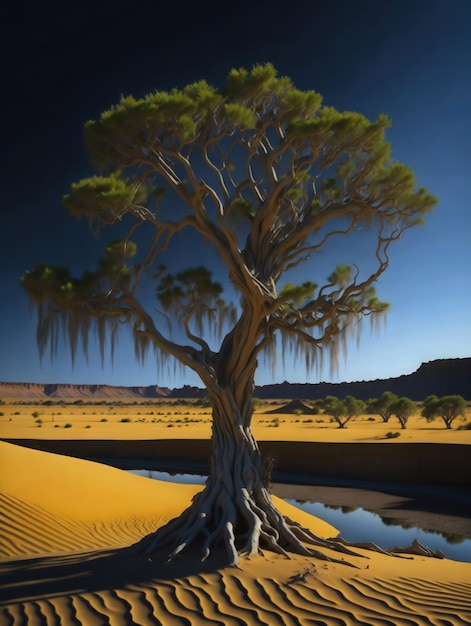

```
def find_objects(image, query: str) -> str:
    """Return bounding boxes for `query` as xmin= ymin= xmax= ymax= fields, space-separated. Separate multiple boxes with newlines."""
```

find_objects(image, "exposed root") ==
xmin=131 ymin=480 xmax=367 ymax=569
xmin=331 ymin=537 xmax=444 ymax=559
xmin=390 ymin=539 xmax=446 ymax=559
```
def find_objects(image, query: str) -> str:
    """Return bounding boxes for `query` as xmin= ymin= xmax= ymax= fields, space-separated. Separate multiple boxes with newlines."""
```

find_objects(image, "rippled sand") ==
xmin=1 ymin=441 xmax=470 ymax=625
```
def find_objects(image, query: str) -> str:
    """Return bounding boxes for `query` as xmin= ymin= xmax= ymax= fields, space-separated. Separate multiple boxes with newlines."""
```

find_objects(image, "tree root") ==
xmin=331 ymin=537 xmax=445 ymax=559
xmin=131 ymin=481 xmax=368 ymax=569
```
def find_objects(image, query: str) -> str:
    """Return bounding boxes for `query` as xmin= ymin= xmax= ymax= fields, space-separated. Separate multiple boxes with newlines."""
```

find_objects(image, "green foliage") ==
xmin=252 ymin=397 xmax=261 ymax=410
xmin=368 ymin=391 xmax=399 ymax=423
xmin=32 ymin=411 xmax=41 ymax=418
xmin=63 ymin=173 xmax=146 ymax=223
xmin=279 ymin=282 xmax=317 ymax=305
xmin=320 ymin=395 xmax=364 ymax=428
xmin=390 ymin=397 xmax=416 ymax=429
xmin=385 ymin=431 xmax=400 ymax=438
xmin=21 ymin=62 xmax=437 ymax=396
xmin=422 ymin=394 xmax=467 ymax=429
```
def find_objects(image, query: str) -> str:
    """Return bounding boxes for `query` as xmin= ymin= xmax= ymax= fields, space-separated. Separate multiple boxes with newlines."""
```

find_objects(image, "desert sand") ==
xmin=1 ymin=404 xmax=471 ymax=624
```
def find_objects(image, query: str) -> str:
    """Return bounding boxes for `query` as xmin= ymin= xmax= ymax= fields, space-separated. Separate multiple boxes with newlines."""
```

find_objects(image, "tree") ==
xmin=21 ymin=64 xmax=436 ymax=565
xmin=320 ymin=395 xmax=365 ymax=428
xmin=344 ymin=395 xmax=367 ymax=424
xmin=390 ymin=397 xmax=416 ymax=429
xmin=422 ymin=394 xmax=467 ymax=429
xmin=368 ymin=391 xmax=398 ymax=422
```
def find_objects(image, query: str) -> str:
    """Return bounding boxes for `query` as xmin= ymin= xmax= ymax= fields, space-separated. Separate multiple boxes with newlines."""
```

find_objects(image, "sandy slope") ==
xmin=1 ymin=441 xmax=470 ymax=625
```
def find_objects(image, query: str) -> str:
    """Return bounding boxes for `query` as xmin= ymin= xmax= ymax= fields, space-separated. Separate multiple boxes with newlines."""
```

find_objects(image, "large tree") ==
xmin=21 ymin=64 xmax=436 ymax=565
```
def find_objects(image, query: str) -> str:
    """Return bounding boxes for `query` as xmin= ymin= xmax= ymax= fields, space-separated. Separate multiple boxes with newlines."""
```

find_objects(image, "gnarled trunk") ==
xmin=135 ymin=308 xmax=361 ymax=565
xmin=138 ymin=373 xmax=360 ymax=566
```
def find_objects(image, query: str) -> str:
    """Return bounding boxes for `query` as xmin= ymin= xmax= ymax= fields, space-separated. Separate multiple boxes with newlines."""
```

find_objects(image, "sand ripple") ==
xmin=1 ymin=441 xmax=470 ymax=625
xmin=0 ymin=492 xmax=162 ymax=558
xmin=2 ymin=552 xmax=471 ymax=625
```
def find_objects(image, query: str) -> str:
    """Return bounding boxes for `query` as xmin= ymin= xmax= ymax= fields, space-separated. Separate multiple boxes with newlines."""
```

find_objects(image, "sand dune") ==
xmin=1 ymin=441 xmax=471 ymax=625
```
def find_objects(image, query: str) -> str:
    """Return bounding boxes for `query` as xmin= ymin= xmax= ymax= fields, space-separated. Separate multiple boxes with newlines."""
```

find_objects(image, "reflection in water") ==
xmin=130 ymin=470 xmax=471 ymax=563
xmin=288 ymin=499 xmax=471 ymax=563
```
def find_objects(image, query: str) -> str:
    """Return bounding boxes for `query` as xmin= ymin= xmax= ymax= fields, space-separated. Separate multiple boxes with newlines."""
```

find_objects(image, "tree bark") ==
xmin=133 ymin=309 xmax=362 ymax=565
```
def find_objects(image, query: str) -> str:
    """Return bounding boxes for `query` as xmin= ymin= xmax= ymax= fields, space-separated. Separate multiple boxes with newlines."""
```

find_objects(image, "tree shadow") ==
xmin=0 ymin=542 xmax=232 ymax=605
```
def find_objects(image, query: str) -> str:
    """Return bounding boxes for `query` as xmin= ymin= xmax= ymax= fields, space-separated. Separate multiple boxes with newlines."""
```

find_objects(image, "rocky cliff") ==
xmin=255 ymin=358 xmax=471 ymax=400
xmin=0 ymin=358 xmax=469 ymax=401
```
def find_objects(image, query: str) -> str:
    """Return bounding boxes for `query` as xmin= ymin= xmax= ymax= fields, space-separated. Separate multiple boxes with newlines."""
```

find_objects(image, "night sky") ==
xmin=1 ymin=0 xmax=470 ymax=388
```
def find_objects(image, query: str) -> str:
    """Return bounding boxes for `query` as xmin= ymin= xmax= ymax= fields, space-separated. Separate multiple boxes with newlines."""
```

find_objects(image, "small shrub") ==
xmin=0 ymin=412 xmax=4 ymax=417
xmin=100 ymin=418 xmax=108 ymax=422
xmin=64 ymin=423 xmax=72 ymax=428
xmin=120 ymin=417 xmax=132 ymax=423
xmin=32 ymin=411 xmax=41 ymax=418
xmin=386 ymin=431 xmax=400 ymax=439
xmin=458 ymin=422 xmax=471 ymax=430
xmin=85 ymin=425 xmax=91 ymax=429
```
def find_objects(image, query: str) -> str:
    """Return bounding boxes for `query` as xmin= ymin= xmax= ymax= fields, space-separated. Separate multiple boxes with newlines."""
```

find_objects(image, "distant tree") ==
xmin=21 ymin=64 xmax=436 ymax=566
xmin=320 ymin=395 xmax=344 ymax=426
xmin=321 ymin=395 xmax=365 ymax=428
xmin=252 ymin=397 xmax=262 ymax=411
xmin=367 ymin=391 xmax=398 ymax=422
xmin=343 ymin=395 xmax=367 ymax=423
xmin=390 ymin=397 xmax=416 ymax=429
xmin=421 ymin=394 xmax=467 ymax=429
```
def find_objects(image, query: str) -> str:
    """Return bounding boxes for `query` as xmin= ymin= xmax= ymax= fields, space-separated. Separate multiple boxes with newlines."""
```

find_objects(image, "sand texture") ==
xmin=1 ymin=440 xmax=471 ymax=625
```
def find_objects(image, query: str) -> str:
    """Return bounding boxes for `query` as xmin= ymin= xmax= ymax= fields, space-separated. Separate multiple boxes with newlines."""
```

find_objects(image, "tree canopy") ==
xmin=21 ymin=64 xmax=437 ymax=565
xmin=422 ymin=394 xmax=467 ymax=429
xmin=320 ymin=395 xmax=366 ymax=428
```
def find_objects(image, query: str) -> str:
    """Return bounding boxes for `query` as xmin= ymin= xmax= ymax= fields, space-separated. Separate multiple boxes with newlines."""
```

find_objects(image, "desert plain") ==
xmin=1 ymin=398 xmax=471 ymax=624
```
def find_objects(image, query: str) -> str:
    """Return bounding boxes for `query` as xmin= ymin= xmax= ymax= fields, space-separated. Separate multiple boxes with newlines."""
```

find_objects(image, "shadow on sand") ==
xmin=0 ymin=543 xmax=231 ymax=605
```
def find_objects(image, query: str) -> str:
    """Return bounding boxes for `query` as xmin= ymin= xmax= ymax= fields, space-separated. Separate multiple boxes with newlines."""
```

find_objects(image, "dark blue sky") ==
xmin=1 ymin=0 xmax=470 ymax=387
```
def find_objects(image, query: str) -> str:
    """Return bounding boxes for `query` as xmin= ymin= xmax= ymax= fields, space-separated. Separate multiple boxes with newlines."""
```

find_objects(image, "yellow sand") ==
xmin=1 ymin=402 xmax=470 ymax=443
xmin=1 ymin=439 xmax=470 ymax=624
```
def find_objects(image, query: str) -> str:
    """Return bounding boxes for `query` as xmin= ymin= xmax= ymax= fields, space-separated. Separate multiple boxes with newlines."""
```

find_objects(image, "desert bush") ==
xmin=386 ymin=431 xmax=400 ymax=438
xmin=64 ymin=423 xmax=72 ymax=428
xmin=101 ymin=418 xmax=108 ymax=422
xmin=120 ymin=417 xmax=132 ymax=422
xmin=0 ymin=412 xmax=4 ymax=417
xmin=32 ymin=411 xmax=41 ymax=418
xmin=458 ymin=422 xmax=471 ymax=430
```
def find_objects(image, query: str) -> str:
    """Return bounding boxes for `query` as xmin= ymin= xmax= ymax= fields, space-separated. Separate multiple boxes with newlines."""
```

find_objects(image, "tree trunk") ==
xmin=137 ymin=385 xmax=361 ymax=565
xmin=133 ymin=311 xmax=362 ymax=566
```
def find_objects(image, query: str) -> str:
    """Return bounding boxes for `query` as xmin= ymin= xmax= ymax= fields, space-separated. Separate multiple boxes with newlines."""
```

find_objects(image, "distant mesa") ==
xmin=0 ymin=358 xmax=469 ymax=401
